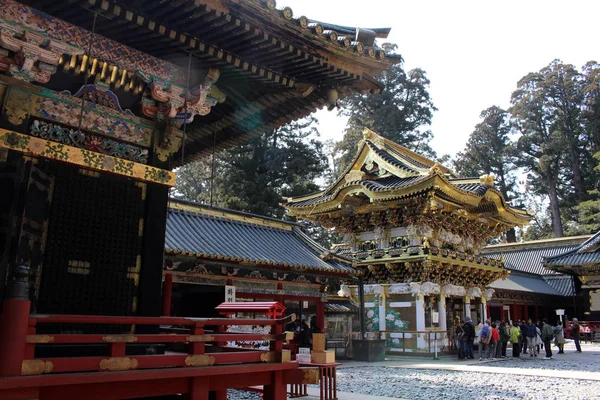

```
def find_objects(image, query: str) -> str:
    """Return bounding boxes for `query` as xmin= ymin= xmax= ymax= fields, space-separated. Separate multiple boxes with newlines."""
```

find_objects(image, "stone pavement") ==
xmin=298 ymin=341 xmax=600 ymax=399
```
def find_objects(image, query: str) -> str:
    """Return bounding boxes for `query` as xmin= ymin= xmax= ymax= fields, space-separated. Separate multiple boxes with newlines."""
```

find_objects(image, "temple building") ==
xmin=0 ymin=1 xmax=397 ymax=398
xmin=163 ymin=198 xmax=356 ymax=330
xmin=483 ymin=236 xmax=588 ymax=323
xmin=283 ymin=128 xmax=530 ymax=352
xmin=545 ymin=231 xmax=600 ymax=320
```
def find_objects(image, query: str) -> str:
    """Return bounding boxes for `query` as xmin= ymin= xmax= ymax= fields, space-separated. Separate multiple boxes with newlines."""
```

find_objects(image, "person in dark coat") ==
xmin=572 ymin=318 xmax=582 ymax=353
xmin=463 ymin=316 xmax=475 ymax=359
xmin=525 ymin=319 xmax=537 ymax=357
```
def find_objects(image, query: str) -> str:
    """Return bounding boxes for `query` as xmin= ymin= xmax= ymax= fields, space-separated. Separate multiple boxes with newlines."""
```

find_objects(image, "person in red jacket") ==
xmin=488 ymin=322 xmax=500 ymax=359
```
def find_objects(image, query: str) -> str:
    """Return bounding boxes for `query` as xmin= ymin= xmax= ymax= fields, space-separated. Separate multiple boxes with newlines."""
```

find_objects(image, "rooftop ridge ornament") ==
xmin=0 ymin=19 xmax=83 ymax=83
xmin=479 ymin=174 xmax=495 ymax=185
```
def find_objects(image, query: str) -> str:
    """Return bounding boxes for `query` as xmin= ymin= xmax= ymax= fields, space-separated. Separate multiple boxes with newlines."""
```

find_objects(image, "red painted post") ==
xmin=0 ymin=266 xmax=31 ymax=377
xmin=162 ymin=272 xmax=173 ymax=316
xmin=213 ymin=390 xmax=227 ymax=400
xmin=264 ymin=370 xmax=286 ymax=400
xmin=188 ymin=377 xmax=209 ymax=400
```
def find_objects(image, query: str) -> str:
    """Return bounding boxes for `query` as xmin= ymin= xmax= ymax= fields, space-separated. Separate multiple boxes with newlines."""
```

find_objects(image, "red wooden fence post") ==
xmin=264 ymin=370 xmax=286 ymax=400
xmin=188 ymin=376 xmax=210 ymax=400
xmin=162 ymin=272 xmax=173 ymax=316
xmin=0 ymin=265 xmax=31 ymax=377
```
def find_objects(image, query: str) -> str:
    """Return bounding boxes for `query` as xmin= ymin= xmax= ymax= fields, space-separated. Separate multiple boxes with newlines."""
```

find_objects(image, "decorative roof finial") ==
xmin=479 ymin=174 xmax=495 ymax=186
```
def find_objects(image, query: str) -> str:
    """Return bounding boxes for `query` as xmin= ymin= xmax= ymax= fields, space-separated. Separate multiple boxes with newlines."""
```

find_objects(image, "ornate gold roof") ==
xmin=283 ymin=128 xmax=530 ymax=227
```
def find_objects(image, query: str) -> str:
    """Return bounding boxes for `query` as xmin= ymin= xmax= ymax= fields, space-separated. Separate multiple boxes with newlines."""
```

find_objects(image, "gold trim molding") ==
xmin=102 ymin=334 xmax=138 ymax=343
xmin=25 ymin=335 xmax=54 ymax=344
xmin=99 ymin=357 xmax=139 ymax=371
xmin=184 ymin=355 xmax=215 ymax=367
xmin=0 ymin=129 xmax=176 ymax=186
xmin=22 ymin=360 xmax=54 ymax=375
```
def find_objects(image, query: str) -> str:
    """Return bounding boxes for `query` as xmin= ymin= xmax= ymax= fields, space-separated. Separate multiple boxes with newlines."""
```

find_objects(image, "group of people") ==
xmin=455 ymin=317 xmax=582 ymax=361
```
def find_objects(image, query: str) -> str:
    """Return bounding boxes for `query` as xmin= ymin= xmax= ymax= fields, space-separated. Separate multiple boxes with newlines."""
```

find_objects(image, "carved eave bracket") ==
xmin=0 ymin=20 xmax=83 ymax=83
xmin=137 ymin=68 xmax=225 ymax=126
xmin=137 ymin=69 xmax=225 ymax=162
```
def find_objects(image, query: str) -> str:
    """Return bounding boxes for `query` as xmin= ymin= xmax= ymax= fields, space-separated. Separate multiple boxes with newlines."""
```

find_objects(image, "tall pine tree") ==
xmin=334 ymin=54 xmax=437 ymax=175
xmin=454 ymin=106 xmax=520 ymax=241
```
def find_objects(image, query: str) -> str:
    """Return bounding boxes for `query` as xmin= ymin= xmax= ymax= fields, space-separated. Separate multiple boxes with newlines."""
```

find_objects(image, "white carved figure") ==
xmin=338 ymin=284 xmax=351 ymax=297
xmin=420 ymin=281 xmax=440 ymax=295
xmin=388 ymin=283 xmax=411 ymax=294
xmin=409 ymin=282 xmax=422 ymax=296
xmin=484 ymin=288 xmax=495 ymax=300
xmin=441 ymin=284 xmax=466 ymax=297
xmin=364 ymin=284 xmax=384 ymax=297
xmin=467 ymin=287 xmax=482 ymax=299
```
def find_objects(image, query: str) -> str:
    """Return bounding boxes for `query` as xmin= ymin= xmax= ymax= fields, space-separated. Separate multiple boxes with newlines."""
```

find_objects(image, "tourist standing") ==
xmin=519 ymin=320 xmax=527 ymax=355
xmin=488 ymin=322 xmax=499 ymax=360
xmin=456 ymin=320 xmax=466 ymax=360
xmin=525 ymin=319 xmax=537 ymax=357
xmin=478 ymin=319 xmax=491 ymax=361
xmin=572 ymin=318 xmax=582 ymax=353
xmin=464 ymin=316 xmax=475 ymax=359
xmin=553 ymin=321 xmax=565 ymax=354
xmin=541 ymin=319 xmax=553 ymax=359
xmin=499 ymin=321 xmax=509 ymax=358
xmin=510 ymin=321 xmax=521 ymax=357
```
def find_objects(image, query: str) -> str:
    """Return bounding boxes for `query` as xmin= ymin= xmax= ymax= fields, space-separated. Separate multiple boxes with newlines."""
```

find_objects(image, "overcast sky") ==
xmin=283 ymin=0 xmax=600 ymax=157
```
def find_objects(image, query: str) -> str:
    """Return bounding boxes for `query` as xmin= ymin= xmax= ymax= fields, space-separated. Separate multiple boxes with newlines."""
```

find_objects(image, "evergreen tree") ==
xmin=454 ymin=106 xmax=520 ymax=241
xmin=174 ymin=116 xmax=328 ymax=218
xmin=333 ymin=55 xmax=437 ymax=174
xmin=571 ymin=151 xmax=600 ymax=235
xmin=511 ymin=62 xmax=570 ymax=237
xmin=454 ymin=106 xmax=518 ymax=201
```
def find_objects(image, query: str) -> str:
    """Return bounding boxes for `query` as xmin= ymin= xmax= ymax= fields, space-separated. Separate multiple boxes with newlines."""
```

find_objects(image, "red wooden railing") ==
xmin=21 ymin=313 xmax=295 ymax=376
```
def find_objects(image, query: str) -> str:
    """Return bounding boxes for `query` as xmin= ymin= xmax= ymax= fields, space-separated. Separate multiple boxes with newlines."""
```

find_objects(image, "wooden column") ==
xmin=415 ymin=293 xmax=426 ymax=348
xmin=263 ymin=370 xmax=286 ymax=400
xmin=138 ymin=184 xmax=168 ymax=332
xmin=188 ymin=377 xmax=209 ymax=400
xmin=0 ymin=265 xmax=30 ymax=377
xmin=161 ymin=272 xmax=173 ymax=316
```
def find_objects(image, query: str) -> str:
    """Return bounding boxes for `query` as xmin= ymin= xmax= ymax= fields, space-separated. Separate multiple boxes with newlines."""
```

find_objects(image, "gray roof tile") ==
xmin=545 ymin=231 xmax=600 ymax=266
xmin=165 ymin=206 xmax=354 ymax=275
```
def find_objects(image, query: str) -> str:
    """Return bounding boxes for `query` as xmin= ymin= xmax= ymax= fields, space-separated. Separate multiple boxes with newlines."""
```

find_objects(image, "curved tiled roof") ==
xmin=545 ymin=231 xmax=600 ymax=266
xmin=383 ymin=144 xmax=432 ymax=170
xmin=286 ymin=175 xmax=428 ymax=208
xmin=484 ymin=246 xmax=579 ymax=276
xmin=453 ymin=183 xmax=491 ymax=197
xmin=543 ymin=275 xmax=576 ymax=297
xmin=165 ymin=204 xmax=354 ymax=275
xmin=490 ymin=273 xmax=562 ymax=296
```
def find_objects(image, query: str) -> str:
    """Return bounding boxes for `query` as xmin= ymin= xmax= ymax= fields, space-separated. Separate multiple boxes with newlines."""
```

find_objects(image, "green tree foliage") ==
xmin=174 ymin=116 xmax=328 ymax=218
xmin=510 ymin=60 xmax=591 ymax=237
xmin=454 ymin=106 xmax=520 ymax=242
xmin=571 ymin=152 xmax=600 ymax=235
xmin=333 ymin=57 xmax=437 ymax=174
xmin=454 ymin=106 xmax=518 ymax=201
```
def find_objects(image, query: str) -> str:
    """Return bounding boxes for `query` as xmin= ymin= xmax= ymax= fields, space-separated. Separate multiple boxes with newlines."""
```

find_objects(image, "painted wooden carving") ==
xmin=0 ymin=0 xmax=183 ymax=82
xmin=0 ymin=19 xmax=83 ymax=83
xmin=137 ymin=68 xmax=225 ymax=125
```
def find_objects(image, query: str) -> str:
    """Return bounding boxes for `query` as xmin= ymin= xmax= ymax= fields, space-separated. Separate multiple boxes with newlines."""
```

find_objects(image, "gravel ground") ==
xmin=228 ymin=389 xmax=262 ymax=400
xmin=227 ymin=344 xmax=600 ymax=400
xmin=489 ymin=353 xmax=600 ymax=373
xmin=335 ymin=367 xmax=599 ymax=400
